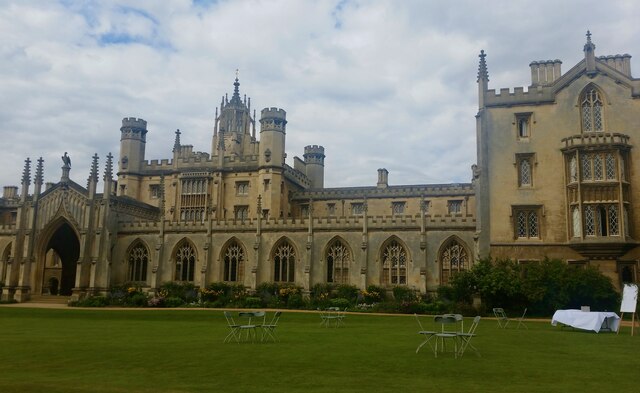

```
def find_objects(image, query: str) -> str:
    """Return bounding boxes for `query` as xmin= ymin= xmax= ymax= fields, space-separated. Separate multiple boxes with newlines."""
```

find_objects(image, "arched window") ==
xmin=572 ymin=206 xmax=581 ymax=238
xmin=381 ymin=239 xmax=407 ymax=285
xmin=569 ymin=155 xmax=578 ymax=183
xmin=223 ymin=240 xmax=245 ymax=282
xmin=273 ymin=241 xmax=295 ymax=282
xmin=326 ymin=239 xmax=351 ymax=284
xmin=128 ymin=242 xmax=149 ymax=282
xmin=581 ymin=87 xmax=604 ymax=132
xmin=174 ymin=240 xmax=196 ymax=282
xmin=440 ymin=238 xmax=469 ymax=286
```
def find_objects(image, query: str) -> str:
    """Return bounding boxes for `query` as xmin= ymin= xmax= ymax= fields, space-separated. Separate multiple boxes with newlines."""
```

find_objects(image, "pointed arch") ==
xmin=126 ymin=239 xmax=149 ymax=283
xmin=271 ymin=237 xmax=297 ymax=283
xmin=380 ymin=236 xmax=409 ymax=286
xmin=579 ymin=84 xmax=605 ymax=133
xmin=438 ymin=236 xmax=470 ymax=286
xmin=37 ymin=216 xmax=80 ymax=296
xmin=220 ymin=237 xmax=246 ymax=282
xmin=172 ymin=238 xmax=197 ymax=282
xmin=1 ymin=242 xmax=11 ymax=284
xmin=324 ymin=236 xmax=353 ymax=284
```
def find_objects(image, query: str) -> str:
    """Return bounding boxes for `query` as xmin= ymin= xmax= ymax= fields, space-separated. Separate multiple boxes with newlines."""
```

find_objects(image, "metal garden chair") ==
xmin=457 ymin=315 xmax=481 ymax=357
xmin=493 ymin=307 xmax=510 ymax=328
xmin=516 ymin=308 xmax=528 ymax=329
xmin=223 ymin=311 xmax=240 ymax=343
xmin=414 ymin=313 xmax=437 ymax=354
xmin=261 ymin=311 xmax=282 ymax=342
xmin=434 ymin=315 xmax=459 ymax=358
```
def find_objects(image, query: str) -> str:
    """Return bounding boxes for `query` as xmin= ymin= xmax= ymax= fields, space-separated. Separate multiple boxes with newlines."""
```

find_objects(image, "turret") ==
xmin=119 ymin=117 xmax=147 ymax=173
xmin=259 ymin=108 xmax=287 ymax=167
xmin=303 ymin=145 xmax=325 ymax=188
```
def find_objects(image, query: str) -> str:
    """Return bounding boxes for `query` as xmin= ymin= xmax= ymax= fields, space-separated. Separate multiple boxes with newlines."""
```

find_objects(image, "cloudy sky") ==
xmin=1 ymin=0 xmax=638 ymax=192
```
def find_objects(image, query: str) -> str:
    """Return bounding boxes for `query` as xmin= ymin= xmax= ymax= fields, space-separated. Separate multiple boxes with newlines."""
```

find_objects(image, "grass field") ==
xmin=0 ymin=306 xmax=638 ymax=393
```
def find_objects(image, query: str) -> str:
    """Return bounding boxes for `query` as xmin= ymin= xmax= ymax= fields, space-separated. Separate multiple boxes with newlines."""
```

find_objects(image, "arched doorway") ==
xmin=43 ymin=222 xmax=80 ymax=296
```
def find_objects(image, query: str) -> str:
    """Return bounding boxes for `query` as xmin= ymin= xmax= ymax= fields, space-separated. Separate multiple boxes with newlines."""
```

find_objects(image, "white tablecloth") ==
xmin=551 ymin=309 xmax=620 ymax=333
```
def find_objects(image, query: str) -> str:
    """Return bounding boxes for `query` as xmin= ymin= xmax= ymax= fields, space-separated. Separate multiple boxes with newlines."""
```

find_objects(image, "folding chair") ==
xmin=261 ymin=311 xmax=282 ymax=342
xmin=414 ymin=313 xmax=437 ymax=354
xmin=516 ymin=308 xmax=528 ymax=330
xmin=458 ymin=316 xmax=481 ymax=357
xmin=336 ymin=307 xmax=347 ymax=327
xmin=434 ymin=315 xmax=458 ymax=358
xmin=223 ymin=311 xmax=240 ymax=343
xmin=493 ymin=307 xmax=510 ymax=328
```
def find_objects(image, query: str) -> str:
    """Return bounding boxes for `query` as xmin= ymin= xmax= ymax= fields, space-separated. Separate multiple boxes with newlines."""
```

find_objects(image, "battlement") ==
xmin=116 ymin=213 xmax=476 ymax=234
xmin=304 ymin=145 xmax=325 ymax=163
xmin=304 ymin=145 xmax=325 ymax=155
xmin=121 ymin=117 xmax=147 ymax=131
xmin=260 ymin=107 xmax=287 ymax=119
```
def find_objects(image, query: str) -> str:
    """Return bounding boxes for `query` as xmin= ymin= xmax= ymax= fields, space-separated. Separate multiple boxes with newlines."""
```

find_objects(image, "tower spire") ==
xmin=230 ymin=69 xmax=242 ymax=104
xmin=35 ymin=157 xmax=44 ymax=186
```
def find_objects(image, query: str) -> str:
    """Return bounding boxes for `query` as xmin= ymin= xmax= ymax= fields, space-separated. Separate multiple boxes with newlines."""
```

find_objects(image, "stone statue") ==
xmin=61 ymin=152 xmax=71 ymax=167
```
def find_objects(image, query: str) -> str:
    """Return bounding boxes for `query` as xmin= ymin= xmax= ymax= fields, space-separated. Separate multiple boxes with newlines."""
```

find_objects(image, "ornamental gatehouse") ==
xmin=1 ymin=33 xmax=639 ymax=302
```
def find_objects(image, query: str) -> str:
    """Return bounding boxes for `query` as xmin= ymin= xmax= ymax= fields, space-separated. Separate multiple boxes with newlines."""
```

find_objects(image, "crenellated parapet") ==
xmin=259 ymin=108 xmax=287 ymax=132
xmin=120 ymin=117 xmax=148 ymax=142
xmin=116 ymin=213 xmax=476 ymax=235
xmin=291 ymin=183 xmax=474 ymax=201
xmin=303 ymin=145 xmax=325 ymax=165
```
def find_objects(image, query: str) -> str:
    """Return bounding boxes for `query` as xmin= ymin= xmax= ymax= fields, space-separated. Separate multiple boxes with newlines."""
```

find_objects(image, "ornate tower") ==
xmin=211 ymin=75 xmax=255 ymax=158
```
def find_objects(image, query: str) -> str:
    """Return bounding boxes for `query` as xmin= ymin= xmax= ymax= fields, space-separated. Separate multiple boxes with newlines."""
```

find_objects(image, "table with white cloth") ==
xmin=551 ymin=309 xmax=620 ymax=333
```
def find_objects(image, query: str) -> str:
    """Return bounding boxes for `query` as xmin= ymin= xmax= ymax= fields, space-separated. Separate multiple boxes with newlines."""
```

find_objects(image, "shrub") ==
xmin=392 ymin=286 xmax=418 ymax=302
xmin=330 ymin=297 xmax=351 ymax=309
xmin=147 ymin=297 xmax=165 ymax=307
xmin=243 ymin=296 xmax=263 ymax=308
xmin=158 ymin=282 xmax=198 ymax=302
xmin=287 ymin=293 xmax=306 ymax=309
xmin=360 ymin=285 xmax=385 ymax=304
xmin=126 ymin=293 xmax=149 ymax=307
xmin=164 ymin=297 xmax=185 ymax=308
xmin=70 ymin=296 xmax=109 ymax=307
xmin=335 ymin=284 xmax=359 ymax=303
xmin=310 ymin=283 xmax=333 ymax=308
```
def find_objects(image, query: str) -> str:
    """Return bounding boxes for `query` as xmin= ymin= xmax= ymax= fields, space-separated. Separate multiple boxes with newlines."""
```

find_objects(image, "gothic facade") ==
xmin=0 ymin=33 xmax=638 ymax=302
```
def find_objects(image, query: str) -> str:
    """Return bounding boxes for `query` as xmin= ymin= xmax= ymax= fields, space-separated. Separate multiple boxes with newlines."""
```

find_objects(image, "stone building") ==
xmin=0 ymin=76 xmax=475 ymax=302
xmin=475 ymin=32 xmax=640 ymax=287
xmin=0 ymin=32 xmax=636 ymax=302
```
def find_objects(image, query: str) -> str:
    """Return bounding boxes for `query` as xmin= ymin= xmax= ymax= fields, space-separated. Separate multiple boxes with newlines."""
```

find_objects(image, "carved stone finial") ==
xmin=173 ymin=129 xmax=181 ymax=153
xmin=89 ymin=153 xmax=99 ymax=182
xmin=22 ymin=158 xmax=31 ymax=186
xmin=104 ymin=152 xmax=113 ymax=181
xmin=584 ymin=30 xmax=596 ymax=52
xmin=35 ymin=157 xmax=44 ymax=186
xmin=477 ymin=50 xmax=489 ymax=82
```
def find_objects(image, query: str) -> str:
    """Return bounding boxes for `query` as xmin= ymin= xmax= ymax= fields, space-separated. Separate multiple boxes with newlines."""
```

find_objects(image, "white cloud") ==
xmin=0 ymin=0 xmax=638 ymax=194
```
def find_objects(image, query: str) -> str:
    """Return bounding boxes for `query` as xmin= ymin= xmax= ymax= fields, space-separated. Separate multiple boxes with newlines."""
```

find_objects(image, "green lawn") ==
xmin=0 ymin=307 xmax=638 ymax=393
